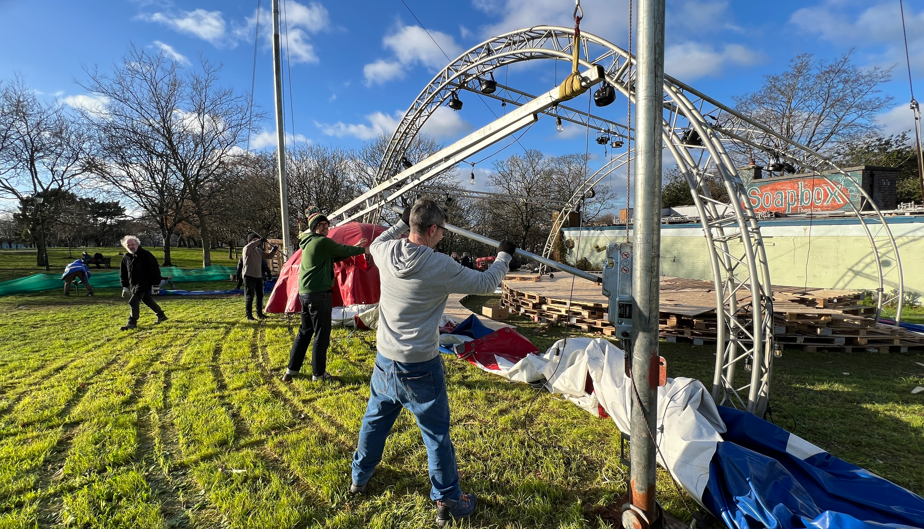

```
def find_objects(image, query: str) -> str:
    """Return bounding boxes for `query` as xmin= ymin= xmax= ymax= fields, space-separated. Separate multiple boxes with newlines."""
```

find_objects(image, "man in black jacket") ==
xmin=119 ymin=235 xmax=168 ymax=331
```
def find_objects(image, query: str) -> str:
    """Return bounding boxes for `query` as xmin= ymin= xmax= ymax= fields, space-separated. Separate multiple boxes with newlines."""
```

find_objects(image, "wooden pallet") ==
xmin=502 ymin=276 xmax=924 ymax=352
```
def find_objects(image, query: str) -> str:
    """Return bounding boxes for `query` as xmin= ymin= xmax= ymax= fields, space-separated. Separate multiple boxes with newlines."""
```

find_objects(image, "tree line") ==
xmin=2 ymin=46 xmax=915 ymax=268
xmin=0 ymin=46 xmax=616 ymax=267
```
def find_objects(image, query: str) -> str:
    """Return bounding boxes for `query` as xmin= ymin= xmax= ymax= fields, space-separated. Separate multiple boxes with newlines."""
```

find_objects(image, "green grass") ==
xmin=0 ymin=284 xmax=921 ymax=528
xmin=0 ymin=247 xmax=239 ymax=283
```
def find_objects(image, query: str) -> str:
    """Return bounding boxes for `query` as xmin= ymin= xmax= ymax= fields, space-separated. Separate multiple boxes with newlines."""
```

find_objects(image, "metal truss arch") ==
xmin=373 ymin=26 xmax=903 ymax=415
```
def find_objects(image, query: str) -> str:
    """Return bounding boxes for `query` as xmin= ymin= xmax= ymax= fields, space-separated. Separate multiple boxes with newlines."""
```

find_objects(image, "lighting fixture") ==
xmin=478 ymin=72 xmax=497 ymax=94
xmin=401 ymin=156 xmax=413 ymax=169
xmin=593 ymin=83 xmax=616 ymax=107
xmin=610 ymin=139 xmax=624 ymax=148
xmin=448 ymin=92 xmax=463 ymax=111
xmin=595 ymin=130 xmax=610 ymax=145
xmin=680 ymin=128 xmax=703 ymax=146
xmin=556 ymin=115 xmax=563 ymax=133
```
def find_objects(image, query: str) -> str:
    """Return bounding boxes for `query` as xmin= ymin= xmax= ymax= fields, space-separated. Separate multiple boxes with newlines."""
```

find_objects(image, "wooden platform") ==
xmin=501 ymin=274 xmax=924 ymax=353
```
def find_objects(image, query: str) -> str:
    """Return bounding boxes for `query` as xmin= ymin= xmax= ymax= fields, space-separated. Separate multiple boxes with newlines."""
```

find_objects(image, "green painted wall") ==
xmin=563 ymin=219 xmax=924 ymax=297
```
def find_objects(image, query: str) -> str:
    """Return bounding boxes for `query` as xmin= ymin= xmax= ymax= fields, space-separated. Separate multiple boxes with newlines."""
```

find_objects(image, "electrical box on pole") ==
xmin=602 ymin=242 xmax=633 ymax=342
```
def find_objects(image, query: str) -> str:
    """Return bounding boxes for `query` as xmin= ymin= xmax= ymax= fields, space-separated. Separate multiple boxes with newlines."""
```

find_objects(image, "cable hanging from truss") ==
xmin=898 ymin=0 xmax=924 ymax=203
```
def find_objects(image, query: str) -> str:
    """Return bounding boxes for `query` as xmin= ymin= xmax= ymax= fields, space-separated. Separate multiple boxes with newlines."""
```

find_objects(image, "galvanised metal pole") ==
xmin=386 ymin=205 xmax=601 ymax=284
xmin=626 ymin=0 xmax=665 ymax=526
xmin=271 ymin=0 xmax=292 ymax=253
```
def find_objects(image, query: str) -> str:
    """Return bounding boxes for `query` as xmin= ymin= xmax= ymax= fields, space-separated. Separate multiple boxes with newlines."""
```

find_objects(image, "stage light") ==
xmin=479 ymin=72 xmax=496 ymax=94
xmin=594 ymin=83 xmax=615 ymax=107
xmin=448 ymin=92 xmax=463 ymax=111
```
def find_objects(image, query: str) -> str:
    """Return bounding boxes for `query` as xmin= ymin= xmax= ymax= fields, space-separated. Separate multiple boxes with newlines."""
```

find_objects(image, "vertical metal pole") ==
xmin=272 ymin=0 xmax=292 ymax=253
xmin=627 ymin=0 xmax=665 ymax=526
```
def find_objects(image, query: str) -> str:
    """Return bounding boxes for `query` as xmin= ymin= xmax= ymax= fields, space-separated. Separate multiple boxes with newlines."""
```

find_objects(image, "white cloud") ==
xmin=460 ymin=25 xmax=472 ymax=40
xmin=142 ymin=9 xmax=226 ymax=45
xmin=233 ymin=2 xmax=329 ymax=63
xmin=362 ymin=23 xmax=465 ymax=86
xmin=665 ymin=42 xmax=763 ymax=81
xmin=550 ymin=122 xmax=587 ymax=140
xmin=316 ymin=106 xmax=474 ymax=141
xmin=875 ymin=105 xmax=916 ymax=137
xmin=316 ymin=111 xmax=402 ymax=140
xmin=249 ymin=130 xmax=310 ymax=150
xmin=364 ymin=60 xmax=405 ymax=86
xmin=282 ymin=1 xmax=330 ymax=31
xmin=789 ymin=1 xmax=924 ymax=73
xmin=383 ymin=24 xmax=463 ymax=70
xmin=62 ymin=94 xmax=109 ymax=115
xmin=151 ymin=41 xmax=190 ymax=66
xmin=474 ymin=0 xmax=627 ymax=43
xmin=420 ymin=106 xmax=474 ymax=139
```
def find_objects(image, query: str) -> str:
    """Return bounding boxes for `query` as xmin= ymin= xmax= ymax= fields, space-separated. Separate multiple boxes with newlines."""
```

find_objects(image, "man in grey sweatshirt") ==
xmin=350 ymin=198 xmax=517 ymax=527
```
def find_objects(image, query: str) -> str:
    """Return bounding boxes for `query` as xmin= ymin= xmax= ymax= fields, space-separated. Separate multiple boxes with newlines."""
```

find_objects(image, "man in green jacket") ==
xmin=282 ymin=208 xmax=369 ymax=382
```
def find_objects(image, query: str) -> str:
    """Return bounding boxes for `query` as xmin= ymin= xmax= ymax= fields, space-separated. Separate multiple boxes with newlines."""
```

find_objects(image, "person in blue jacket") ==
xmin=61 ymin=259 xmax=94 ymax=296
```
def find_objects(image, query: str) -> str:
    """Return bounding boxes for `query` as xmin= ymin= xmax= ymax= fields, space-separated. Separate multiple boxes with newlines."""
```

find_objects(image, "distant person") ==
xmin=119 ymin=235 xmax=168 ymax=331
xmin=460 ymin=252 xmax=473 ymax=269
xmin=241 ymin=233 xmax=278 ymax=320
xmin=349 ymin=198 xmax=516 ymax=527
xmin=450 ymin=252 xmax=459 ymax=263
xmin=81 ymin=251 xmax=91 ymax=264
xmin=61 ymin=259 xmax=94 ymax=296
xmin=282 ymin=207 xmax=367 ymax=382
xmin=92 ymin=252 xmax=106 ymax=268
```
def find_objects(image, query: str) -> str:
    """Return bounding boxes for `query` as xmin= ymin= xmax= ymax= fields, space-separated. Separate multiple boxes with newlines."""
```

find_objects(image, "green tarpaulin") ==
xmin=0 ymin=265 xmax=237 ymax=296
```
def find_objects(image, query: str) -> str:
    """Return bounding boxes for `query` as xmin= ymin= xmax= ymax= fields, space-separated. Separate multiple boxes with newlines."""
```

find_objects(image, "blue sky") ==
xmin=1 ymin=0 xmax=922 ymax=206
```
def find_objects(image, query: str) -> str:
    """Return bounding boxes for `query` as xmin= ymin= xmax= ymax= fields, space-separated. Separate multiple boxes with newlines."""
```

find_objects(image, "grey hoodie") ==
xmin=371 ymin=221 xmax=511 ymax=364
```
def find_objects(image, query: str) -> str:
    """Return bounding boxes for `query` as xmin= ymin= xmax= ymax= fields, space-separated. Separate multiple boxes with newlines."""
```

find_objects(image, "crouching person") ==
xmin=349 ymin=198 xmax=517 ymax=527
xmin=61 ymin=259 xmax=94 ymax=296
xmin=119 ymin=235 xmax=167 ymax=330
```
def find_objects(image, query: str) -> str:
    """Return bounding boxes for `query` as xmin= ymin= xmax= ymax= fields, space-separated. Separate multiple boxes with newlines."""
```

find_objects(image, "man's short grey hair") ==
xmin=410 ymin=198 xmax=447 ymax=235
xmin=121 ymin=235 xmax=141 ymax=252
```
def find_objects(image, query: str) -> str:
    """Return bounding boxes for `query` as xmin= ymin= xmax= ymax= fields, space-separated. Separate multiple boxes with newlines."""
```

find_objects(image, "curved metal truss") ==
xmin=364 ymin=26 xmax=904 ymax=416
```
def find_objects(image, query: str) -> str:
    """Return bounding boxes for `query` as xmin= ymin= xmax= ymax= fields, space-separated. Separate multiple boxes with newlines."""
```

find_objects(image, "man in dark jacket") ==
xmin=282 ymin=208 xmax=368 ymax=382
xmin=241 ymin=233 xmax=278 ymax=320
xmin=119 ymin=235 xmax=168 ymax=331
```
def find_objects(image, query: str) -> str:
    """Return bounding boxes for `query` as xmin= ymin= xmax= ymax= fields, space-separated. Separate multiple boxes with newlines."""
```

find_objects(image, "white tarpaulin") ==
xmin=472 ymin=336 xmax=726 ymax=504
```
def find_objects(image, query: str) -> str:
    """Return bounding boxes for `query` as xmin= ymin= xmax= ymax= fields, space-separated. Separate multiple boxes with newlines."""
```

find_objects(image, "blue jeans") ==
xmin=352 ymin=353 xmax=461 ymax=502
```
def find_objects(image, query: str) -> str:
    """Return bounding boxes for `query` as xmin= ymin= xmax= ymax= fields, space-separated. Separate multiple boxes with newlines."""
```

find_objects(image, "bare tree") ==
xmin=82 ymin=45 xmax=260 ymax=267
xmin=287 ymin=144 xmax=361 ymax=223
xmin=0 ymin=76 xmax=95 ymax=265
xmin=488 ymin=149 xmax=557 ymax=253
xmin=547 ymin=153 xmax=618 ymax=223
xmin=731 ymin=52 xmax=893 ymax=167
xmin=210 ymin=151 xmax=281 ymax=258
xmin=353 ymin=133 xmax=458 ymax=222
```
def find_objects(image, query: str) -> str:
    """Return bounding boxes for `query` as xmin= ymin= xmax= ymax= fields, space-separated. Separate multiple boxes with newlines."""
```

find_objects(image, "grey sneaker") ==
xmin=312 ymin=372 xmax=335 ymax=382
xmin=436 ymin=493 xmax=477 ymax=527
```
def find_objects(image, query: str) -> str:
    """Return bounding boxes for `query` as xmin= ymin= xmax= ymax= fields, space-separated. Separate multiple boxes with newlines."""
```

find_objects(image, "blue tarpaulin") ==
xmin=703 ymin=407 xmax=924 ymax=529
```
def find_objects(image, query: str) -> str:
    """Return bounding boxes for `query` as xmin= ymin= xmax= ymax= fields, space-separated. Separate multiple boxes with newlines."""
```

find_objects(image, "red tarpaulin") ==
xmin=459 ymin=327 xmax=539 ymax=370
xmin=264 ymin=223 xmax=386 ymax=313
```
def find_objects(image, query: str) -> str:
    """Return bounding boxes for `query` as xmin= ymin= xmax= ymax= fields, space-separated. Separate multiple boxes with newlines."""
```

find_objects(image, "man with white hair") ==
xmin=119 ymin=235 xmax=168 ymax=331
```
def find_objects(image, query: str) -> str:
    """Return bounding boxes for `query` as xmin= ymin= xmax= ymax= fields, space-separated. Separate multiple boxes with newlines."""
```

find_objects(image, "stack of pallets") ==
xmin=500 ymin=275 xmax=924 ymax=353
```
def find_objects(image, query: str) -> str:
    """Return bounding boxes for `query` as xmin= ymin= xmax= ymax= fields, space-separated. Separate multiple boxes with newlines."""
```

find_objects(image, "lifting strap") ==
xmin=558 ymin=3 xmax=587 ymax=102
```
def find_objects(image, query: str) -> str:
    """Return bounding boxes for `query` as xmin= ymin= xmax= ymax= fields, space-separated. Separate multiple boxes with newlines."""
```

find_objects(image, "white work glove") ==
xmin=122 ymin=287 xmax=129 ymax=298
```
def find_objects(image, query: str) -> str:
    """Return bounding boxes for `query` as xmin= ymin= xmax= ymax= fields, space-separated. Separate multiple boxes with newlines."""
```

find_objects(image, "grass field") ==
xmin=0 ymin=257 xmax=922 ymax=528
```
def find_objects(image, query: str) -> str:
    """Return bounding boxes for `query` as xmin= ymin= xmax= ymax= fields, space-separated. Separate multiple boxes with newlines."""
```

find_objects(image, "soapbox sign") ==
xmin=743 ymin=175 xmax=861 ymax=214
